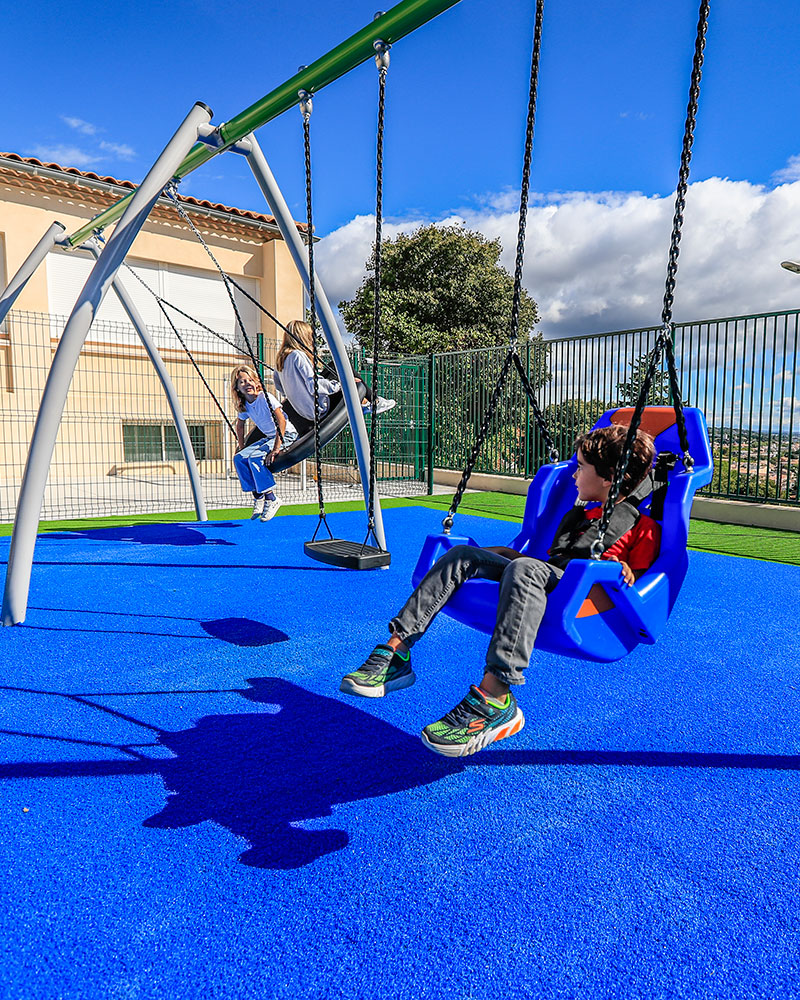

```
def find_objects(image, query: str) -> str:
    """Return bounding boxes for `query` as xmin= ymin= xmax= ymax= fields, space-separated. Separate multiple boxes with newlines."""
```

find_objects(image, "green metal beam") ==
xmin=67 ymin=0 xmax=463 ymax=247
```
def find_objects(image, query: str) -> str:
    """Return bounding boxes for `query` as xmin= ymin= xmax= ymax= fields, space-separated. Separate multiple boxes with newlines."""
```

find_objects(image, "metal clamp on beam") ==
xmin=373 ymin=39 xmax=391 ymax=71
xmin=298 ymin=89 xmax=313 ymax=119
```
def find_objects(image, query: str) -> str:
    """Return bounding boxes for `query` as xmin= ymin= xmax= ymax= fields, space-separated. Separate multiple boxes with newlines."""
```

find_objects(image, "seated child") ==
xmin=272 ymin=320 xmax=395 ymax=434
xmin=231 ymin=365 xmax=297 ymax=522
xmin=340 ymin=424 xmax=660 ymax=758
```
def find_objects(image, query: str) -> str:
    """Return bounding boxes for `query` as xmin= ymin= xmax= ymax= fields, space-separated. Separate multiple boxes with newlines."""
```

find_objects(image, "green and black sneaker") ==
xmin=340 ymin=644 xmax=415 ymax=698
xmin=421 ymin=685 xmax=525 ymax=757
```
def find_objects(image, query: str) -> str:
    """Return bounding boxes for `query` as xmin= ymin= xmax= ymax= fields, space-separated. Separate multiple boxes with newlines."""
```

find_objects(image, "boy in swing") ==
xmin=340 ymin=424 xmax=659 ymax=758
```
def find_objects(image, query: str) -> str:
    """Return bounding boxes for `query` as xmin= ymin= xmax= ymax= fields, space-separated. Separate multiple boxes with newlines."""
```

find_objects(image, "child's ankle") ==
xmin=387 ymin=635 xmax=408 ymax=654
xmin=478 ymin=673 xmax=509 ymax=703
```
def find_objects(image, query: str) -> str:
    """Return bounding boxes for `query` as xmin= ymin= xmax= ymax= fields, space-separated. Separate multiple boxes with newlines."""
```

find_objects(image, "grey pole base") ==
xmin=85 ymin=238 xmax=208 ymax=522
xmin=0 ymin=222 xmax=66 ymax=327
xmin=2 ymin=102 xmax=213 ymax=626
xmin=243 ymin=134 xmax=387 ymax=551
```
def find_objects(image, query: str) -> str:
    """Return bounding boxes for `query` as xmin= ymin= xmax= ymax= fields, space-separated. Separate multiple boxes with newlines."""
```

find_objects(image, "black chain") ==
xmin=363 ymin=45 xmax=390 ymax=551
xmin=442 ymin=350 xmax=515 ymax=533
xmin=509 ymin=0 xmax=544 ymax=351
xmin=443 ymin=0 xmax=549 ymax=533
xmin=165 ymin=185 xmax=284 ymax=445
xmin=300 ymin=94 xmax=334 ymax=542
xmin=592 ymin=0 xmax=708 ymax=558
xmin=114 ymin=257 xmax=238 ymax=437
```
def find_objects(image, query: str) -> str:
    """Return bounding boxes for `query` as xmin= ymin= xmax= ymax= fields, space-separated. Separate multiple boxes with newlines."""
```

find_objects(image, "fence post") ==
xmin=427 ymin=352 xmax=435 ymax=494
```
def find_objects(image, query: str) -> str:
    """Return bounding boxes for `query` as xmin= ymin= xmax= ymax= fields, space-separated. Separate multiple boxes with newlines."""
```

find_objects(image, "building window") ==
xmin=123 ymin=423 xmax=207 ymax=463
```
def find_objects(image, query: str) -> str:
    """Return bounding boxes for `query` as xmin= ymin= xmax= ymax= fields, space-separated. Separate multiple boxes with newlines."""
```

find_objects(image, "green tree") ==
xmin=616 ymin=354 xmax=671 ymax=407
xmin=340 ymin=224 xmax=539 ymax=355
xmin=542 ymin=397 xmax=609 ymax=462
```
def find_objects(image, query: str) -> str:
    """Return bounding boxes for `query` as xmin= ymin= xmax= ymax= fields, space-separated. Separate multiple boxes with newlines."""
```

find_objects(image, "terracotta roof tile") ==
xmin=0 ymin=151 xmax=308 ymax=232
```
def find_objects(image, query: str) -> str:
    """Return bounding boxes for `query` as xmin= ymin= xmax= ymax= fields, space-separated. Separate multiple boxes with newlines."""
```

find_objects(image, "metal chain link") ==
xmin=300 ymin=93 xmax=333 ymax=541
xmin=442 ymin=351 xmax=515 ymax=533
xmin=442 ymin=0 xmax=548 ymax=533
xmin=363 ymin=43 xmax=390 ymax=551
xmin=592 ymin=0 xmax=709 ymax=559
xmin=165 ymin=184 xmax=284 ymax=444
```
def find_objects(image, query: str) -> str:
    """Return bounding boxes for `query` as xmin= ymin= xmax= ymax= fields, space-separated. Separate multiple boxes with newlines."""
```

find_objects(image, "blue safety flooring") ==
xmin=1 ymin=506 xmax=799 ymax=1000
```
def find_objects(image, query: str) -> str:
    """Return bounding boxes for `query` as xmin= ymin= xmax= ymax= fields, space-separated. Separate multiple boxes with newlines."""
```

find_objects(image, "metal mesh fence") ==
xmin=0 ymin=311 xmax=430 ymax=523
xmin=429 ymin=309 xmax=800 ymax=505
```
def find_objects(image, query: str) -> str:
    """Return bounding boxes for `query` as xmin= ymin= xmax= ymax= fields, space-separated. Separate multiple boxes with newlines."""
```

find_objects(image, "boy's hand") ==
xmin=605 ymin=554 xmax=635 ymax=586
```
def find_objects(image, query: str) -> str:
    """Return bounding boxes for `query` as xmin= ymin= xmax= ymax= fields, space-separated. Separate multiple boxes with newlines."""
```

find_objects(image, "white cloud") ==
xmin=316 ymin=177 xmax=800 ymax=340
xmin=61 ymin=116 xmax=98 ymax=136
xmin=99 ymin=140 xmax=136 ymax=161
xmin=772 ymin=154 xmax=800 ymax=184
xmin=27 ymin=144 xmax=99 ymax=167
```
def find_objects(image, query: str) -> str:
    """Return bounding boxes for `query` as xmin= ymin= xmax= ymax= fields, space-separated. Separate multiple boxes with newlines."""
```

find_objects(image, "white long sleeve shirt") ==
xmin=273 ymin=350 xmax=339 ymax=422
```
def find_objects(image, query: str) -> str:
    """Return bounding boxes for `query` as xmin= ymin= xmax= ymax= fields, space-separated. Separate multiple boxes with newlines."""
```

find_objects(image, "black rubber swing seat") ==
xmin=268 ymin=382 xmax=368 ymax=474
xmin=303 ymin=538 xmax=391 ymax=570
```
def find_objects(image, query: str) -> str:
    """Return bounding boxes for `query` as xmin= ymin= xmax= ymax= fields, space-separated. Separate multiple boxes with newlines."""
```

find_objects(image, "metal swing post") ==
xmin=2 ymin=101 xmax=213 ymax=626
xmin=0 ymin=222 xmax=67 ymax=327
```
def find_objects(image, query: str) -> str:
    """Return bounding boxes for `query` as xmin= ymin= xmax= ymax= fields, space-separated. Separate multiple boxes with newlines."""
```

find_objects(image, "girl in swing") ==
xmin=231 ymin=365 xmax=296 ymax=522
xmin=272 ymin=319 xmax=395 ymax=435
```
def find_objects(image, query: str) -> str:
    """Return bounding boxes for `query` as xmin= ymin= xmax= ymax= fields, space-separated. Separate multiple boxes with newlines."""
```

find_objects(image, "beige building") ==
xmin=0 ymin=152 xmax=307 ymax=518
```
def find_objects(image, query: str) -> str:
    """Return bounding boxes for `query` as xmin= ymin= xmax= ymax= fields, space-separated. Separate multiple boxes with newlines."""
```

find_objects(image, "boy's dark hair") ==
xmin=573 ymin=424 xmax=656 ymax=497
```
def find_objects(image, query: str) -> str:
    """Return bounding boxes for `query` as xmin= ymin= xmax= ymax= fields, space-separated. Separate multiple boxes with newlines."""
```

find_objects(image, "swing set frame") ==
xmin=0 ymin=0 xmax=464 ymax=626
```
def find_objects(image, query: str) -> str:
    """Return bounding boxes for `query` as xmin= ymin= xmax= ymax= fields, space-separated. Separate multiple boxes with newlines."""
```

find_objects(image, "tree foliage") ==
xmin=616 ymin=354 xmax=672 ymax=407
xmin=339 ymin=224 xmax=539 ymax=355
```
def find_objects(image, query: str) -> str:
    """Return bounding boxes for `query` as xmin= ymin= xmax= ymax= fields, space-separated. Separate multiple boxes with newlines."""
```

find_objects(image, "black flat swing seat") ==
xmin=268 ymin=383 xmax=368 ymax=474
xmin=304 ymin=538 xmax=391 ymax=570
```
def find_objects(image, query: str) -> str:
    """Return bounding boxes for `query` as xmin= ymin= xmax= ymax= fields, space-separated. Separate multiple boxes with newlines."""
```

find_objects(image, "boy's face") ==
xmin=573 ymin=447 xmax=613 ymax=503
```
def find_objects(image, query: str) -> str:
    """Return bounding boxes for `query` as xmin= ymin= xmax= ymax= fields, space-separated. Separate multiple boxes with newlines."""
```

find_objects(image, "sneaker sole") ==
xmin=420 ymin=709 xmax=525 ymax=757
xmin=339 ymin=670 xmax=416 ymax=698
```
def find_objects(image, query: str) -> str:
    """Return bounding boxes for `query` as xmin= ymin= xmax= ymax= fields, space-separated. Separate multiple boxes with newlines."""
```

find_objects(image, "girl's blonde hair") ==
xmin=230 ymin=365 xmax=263 ymax=413
xmin=276 ymin=319 xmax=314 ymax=371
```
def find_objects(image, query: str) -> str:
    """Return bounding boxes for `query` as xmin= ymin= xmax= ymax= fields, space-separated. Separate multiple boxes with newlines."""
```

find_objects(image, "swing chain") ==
xmin=442 ymin=0 xmax=551 ymax=533
xmin=442 ymin=351 xmax=515 ymax=534
xmin=364 ymin=38 xmax=390 ymax=549
xmin=592 ymin=0 xmax=708 ymax=558
xmin=164 ymin=180 xmax=283 ymax=443
xmin=300 ymin=92 xmax=327 ymax=522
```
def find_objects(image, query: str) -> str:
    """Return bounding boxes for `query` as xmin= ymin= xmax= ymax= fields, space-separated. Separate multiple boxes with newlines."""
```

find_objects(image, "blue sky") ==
xmin=5 ymin=0 xmax=800 ymax=339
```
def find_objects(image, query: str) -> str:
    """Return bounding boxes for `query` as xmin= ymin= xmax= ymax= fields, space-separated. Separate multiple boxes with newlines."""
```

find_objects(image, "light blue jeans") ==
xmin=389 ymin=544 xmax=564 ymax=686
xmin=234 ymin=437 xmax=276 ymax=495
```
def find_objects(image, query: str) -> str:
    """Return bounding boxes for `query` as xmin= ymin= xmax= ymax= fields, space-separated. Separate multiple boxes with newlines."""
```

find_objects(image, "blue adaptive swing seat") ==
xmin=411 ymin=406 xmax=713 ymax=663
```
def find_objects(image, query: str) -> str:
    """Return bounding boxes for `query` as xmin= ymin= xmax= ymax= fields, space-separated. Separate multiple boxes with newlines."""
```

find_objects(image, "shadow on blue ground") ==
xmin=2 ymin=677 xmax=799 ymax=871
xmin=40 ymin=525 xmax=236 ymax=546
xmin=23 ymin=609 xmax=289 ymax=646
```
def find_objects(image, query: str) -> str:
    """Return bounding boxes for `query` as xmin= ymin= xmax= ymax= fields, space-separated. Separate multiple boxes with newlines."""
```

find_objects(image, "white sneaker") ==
xmin=372 ymin=396 xmax=396 ymax=416
xmin=260 ymin=498 xmax=282 ymax=522
xmin=251 ymin=494 xmax=266 ymax=519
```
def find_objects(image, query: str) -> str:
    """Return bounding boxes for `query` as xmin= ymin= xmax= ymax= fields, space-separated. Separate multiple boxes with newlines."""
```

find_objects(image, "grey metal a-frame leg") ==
xmin=0 ymin=222 xmax=66 ymax=327
xmin=85 ymin=237 xmax=208 ymax=523
xmin=2 ymin=101 xmax=213 ymax=626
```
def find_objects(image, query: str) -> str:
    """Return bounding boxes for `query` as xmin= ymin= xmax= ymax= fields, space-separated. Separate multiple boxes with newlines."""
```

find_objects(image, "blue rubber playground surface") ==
xmin=2 ymin=506 xmax=799 ymax=999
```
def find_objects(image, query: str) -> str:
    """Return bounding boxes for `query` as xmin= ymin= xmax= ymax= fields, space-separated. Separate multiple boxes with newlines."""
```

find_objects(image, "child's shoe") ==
xmin=363 ymin=397 xmax=397 ymax=416
xmin=251 ymin=493 xmax=266 ymax=519
xmin=260 ymin=497 xmax=282 ymax=522
xmin=421 ymin=685 xmax=524 ymax=758
xmin=340 ymin=644 xmax=415 ymax=698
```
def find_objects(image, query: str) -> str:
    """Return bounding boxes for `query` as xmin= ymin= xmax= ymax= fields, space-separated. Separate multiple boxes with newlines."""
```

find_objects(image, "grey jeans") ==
xmin=389 ymin=544 xmax=564 ymax=686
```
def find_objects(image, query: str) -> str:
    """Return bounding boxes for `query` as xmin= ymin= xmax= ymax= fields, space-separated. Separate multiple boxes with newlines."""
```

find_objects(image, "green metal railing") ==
xmin=363 ymin=307 xmax=800 ymax=506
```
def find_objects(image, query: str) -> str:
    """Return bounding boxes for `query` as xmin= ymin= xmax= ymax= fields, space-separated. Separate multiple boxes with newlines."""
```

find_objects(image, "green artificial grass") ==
xmin=1 ymin=490 xmax=798 ymax=566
